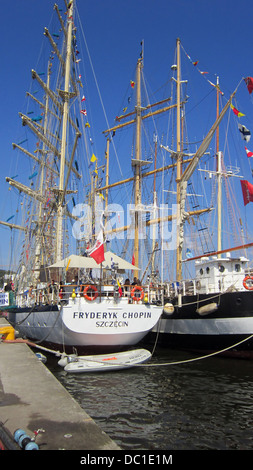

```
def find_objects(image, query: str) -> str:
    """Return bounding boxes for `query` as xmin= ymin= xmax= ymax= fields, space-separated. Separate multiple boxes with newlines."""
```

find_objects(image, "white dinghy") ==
xmin=58 ymin=348 xmax=152 ymax=373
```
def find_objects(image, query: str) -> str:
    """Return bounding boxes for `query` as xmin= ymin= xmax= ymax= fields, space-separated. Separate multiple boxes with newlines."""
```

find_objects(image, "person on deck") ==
xmin=131 ymin=277 xmax=138 ymax=286
xmin=48 ymin=279 xmax=58 ymax=303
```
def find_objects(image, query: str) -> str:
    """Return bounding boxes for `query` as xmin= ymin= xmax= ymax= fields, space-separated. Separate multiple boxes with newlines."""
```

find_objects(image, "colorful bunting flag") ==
xmin=81 ymin=95 xmax=86 ymax=101
xmin=230 ymin=104 xmax=245 ymax=117
xmin=186 ymin=248 xmax=193 ymax=259
xmin=238 ymin=124 xmax=251 ymax=142
xmin=32 ymin=116 xmax=42 ymax=122
xmin=244 ymin=77 xmax=253 ymax=94
xmin=80 ymin=109 xmax=87 ymax=115
xmin=245 ymin=147 xmax=253 ymax=158
xmin=117 ymin=279 xmax=123 ymax=297
xmin=182 ymin=45 xmax=224 ymax=94
xmin=130 ymin=80 xmax=135 ymax=88
xmin=207 ymin=80 xmax=223 ymax=95
xmin=241 ymin=179 xmax=253 ymax=205
xmin=29 ymin=172 xmax=38 ymax=180
xmin=90 ymin=153 xmax=97 ymax=163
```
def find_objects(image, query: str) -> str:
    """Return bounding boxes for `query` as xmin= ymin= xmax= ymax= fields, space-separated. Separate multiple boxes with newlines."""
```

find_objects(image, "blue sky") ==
xmin=0 ymin=0 xmax=253 ymax=270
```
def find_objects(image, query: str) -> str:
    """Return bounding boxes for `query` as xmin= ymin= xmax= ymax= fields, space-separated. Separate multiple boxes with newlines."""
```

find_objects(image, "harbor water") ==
xmin=47 ymin=347 xmax=253 ymax=451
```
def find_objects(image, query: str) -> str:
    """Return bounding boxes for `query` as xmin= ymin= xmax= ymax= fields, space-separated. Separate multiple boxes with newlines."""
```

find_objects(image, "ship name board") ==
xmin=73 ymin=311 xmax=152 ymax=319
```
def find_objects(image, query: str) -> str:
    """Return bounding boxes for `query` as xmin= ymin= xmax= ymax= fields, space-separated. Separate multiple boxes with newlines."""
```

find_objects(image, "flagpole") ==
xmin=216 ymin=76 xmax=222 ymax=258
xmin=100 ymin=262 xmax=102 ymax=301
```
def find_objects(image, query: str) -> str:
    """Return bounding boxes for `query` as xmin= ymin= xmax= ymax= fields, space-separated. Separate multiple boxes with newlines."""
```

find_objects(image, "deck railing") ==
xmin=15 ymin=282 xmax=164 ymax=308
xmin=166 ymin=270 xmax=248 ymax=299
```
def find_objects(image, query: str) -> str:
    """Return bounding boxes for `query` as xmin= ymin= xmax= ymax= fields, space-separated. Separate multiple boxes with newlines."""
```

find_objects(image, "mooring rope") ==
xmin=139 ymin=334 xmax=253 ymax=368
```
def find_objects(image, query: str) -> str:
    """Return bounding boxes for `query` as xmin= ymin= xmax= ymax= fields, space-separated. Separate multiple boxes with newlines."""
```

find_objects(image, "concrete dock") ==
xmin=0 ymin=317 xmax=120 ymax=450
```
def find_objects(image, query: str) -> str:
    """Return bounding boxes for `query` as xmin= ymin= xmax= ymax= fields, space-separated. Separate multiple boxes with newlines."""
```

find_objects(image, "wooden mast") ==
xmin=175 ymin=42 xmax=236 ymax=280
xmin=216 ymin=76 xmax=222 ymax=258
xmin=176 ymin=38 xmax=182 ymax=280
xmin=151 ymin=134 xmax=158 ymax=275
xmin=101 ymin=57 xmax=175 ymax=277
xmin=56 ymin=0 xmax=74 ymax=261
xmin=34 ymin=60 xmax=52 ymax=276
xmin=133 ymin=57 xmax=143 ymax=278
xmin=105 ymin=138 xmax=110 ymax=213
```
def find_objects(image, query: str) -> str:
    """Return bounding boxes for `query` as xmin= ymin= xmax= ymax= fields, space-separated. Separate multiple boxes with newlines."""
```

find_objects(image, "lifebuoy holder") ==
xmin=243 ymin=275 xmax=253 ymax=291
xmin=83 ymin=285 xmax=98 ymax=301
xmin=131 ymin=286 xmax=144 ymax=301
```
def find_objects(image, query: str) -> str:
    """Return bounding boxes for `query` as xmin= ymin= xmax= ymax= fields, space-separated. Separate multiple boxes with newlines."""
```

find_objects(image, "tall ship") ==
xmin=147 ymin=40 xmax=253 ymax=358
xmin=97 ymin=39 xmax=253 ymax=358
xmin=1 ymin=3 xmax=253 ymax=359
xmin=0 ymin=0 xmax=163 ymax=352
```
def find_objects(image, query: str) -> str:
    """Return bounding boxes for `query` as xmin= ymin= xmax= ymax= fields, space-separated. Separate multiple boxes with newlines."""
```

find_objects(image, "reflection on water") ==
xmin=47 ymin=348 xmax=253 ymax=450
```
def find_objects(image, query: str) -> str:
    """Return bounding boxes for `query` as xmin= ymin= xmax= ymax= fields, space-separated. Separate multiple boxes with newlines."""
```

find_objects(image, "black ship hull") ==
xmin=147 ymin=290 xmax=253 ymax=358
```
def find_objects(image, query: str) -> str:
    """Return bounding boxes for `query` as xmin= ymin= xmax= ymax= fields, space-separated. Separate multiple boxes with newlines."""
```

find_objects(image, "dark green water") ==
xmin=47 ymin=347 xmax=253 ymax=451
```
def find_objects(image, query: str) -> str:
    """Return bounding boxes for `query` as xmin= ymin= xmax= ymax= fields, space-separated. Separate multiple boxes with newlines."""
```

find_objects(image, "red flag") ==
xmin=245 ymin=147 xmax=253 ymax=158
xmin=240 ymin=180 xmax=253 ymax=206
xmin=230 ymin=104 xmax=245 ymax=117
xmin=244 ymin=77 xmax=253 ymax=94
xmin=88 ymin=230 xmax=105 ymax=264
xmin=132 ymin=254 xmax=135 ymax=266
